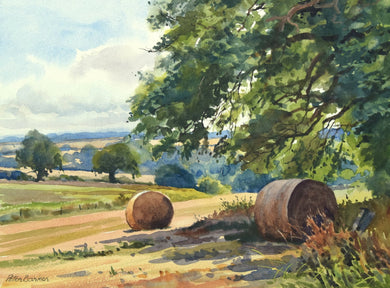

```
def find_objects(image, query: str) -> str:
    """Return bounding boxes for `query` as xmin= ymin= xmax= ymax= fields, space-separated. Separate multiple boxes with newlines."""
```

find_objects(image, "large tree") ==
xmin=129 ymin=0 xmax=389 ymax=192
xmin=16 ymin=129 xmax=63 ymax=182
xmin=92 ymin=143 xmax=140 ymax=183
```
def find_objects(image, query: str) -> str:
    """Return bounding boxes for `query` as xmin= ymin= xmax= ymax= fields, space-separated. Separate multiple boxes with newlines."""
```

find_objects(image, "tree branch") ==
xmin=267 ymin=0 xmax=321 ymax=32
xmin=267 ymin=0 xmax=340 ymax=32
xmin=301 ymin=52 xmax=323 ymax=93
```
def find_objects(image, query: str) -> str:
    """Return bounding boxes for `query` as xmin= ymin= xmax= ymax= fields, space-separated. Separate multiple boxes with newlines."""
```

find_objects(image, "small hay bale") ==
xmin=125 ymin=191 xmax=174 ymax=230
xmin=254 ymin=179 xmax=338 ymax=241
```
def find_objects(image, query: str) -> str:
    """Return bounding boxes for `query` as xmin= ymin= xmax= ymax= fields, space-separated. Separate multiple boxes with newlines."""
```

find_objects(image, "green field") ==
xmin=0 ymin=182 xmax=211 ymax=224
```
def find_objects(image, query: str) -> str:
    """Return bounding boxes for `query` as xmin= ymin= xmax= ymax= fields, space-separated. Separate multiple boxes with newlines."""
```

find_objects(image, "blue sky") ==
xmin=0 ymin=1 xmax=159 ymax=138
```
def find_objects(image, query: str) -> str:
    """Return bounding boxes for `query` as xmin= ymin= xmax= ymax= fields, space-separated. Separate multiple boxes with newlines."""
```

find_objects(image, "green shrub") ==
xmin=336 ymin=196 xmax=390 ymax=236
xmin=197 ymin=176 xmax=231 ymax=195
xmin=48 ymin=174 xmax=85 ymax=182
xmin=112 ymin=193 xmax=131 ymax=206
xmin=219 ymin=195 xmax=254 ymax=217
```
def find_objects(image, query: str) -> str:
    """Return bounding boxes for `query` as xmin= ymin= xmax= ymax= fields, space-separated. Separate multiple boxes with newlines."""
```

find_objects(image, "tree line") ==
xmin=15 ymin=129 xmax=139 ymax=183
xmin=11 ymin=129 xmax=276 ymax=194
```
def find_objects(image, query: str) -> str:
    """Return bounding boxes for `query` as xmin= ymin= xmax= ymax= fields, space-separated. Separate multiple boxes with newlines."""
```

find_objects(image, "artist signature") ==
xmin=5 ymin=274 xmax=49 ymax=282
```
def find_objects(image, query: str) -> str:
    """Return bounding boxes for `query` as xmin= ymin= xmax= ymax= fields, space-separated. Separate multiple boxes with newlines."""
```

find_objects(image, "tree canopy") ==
xmin=129 ymin=0 xmax=390 ymax=192
xmin=16 ymin=129 xmax=63 ymax=181
xmin=92 ymin=143 xmax=140 ymax=183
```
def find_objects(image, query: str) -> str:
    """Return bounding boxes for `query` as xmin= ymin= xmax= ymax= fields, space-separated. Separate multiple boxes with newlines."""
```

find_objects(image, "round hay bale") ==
xmin=254 ymin=179 xmax=337 ymax=241
xmin=125 ymin=191 xmax=174 ymax=230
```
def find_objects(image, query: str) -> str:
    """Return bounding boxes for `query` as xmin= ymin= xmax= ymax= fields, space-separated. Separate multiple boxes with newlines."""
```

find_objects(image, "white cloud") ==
xmin=15 ymin=84 xmax=56 ymax=114
xmin=0 ymin=41 xmax=156 ymax=138
xmin=70 ymin=42 xmax=155 ymax=85
xmin=0 ymin=1 xmax=162 ymax=138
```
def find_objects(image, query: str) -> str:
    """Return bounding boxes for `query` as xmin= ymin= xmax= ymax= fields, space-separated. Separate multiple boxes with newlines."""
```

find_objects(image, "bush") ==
xmin=112 ymin=193 xmax=131 ymax=206
xmin=0 ymin=170 xmax=33 ymax=181
xmin=197 ymin=176 xmax=230 ymax=195
xmin=219 ymin=195 xmax=255 ymax=216
xmin=155 ymin=164 xmax=196 ymax=188
xmin=336 ymin=196 xmax=390 ymax=236
xmin=48 ymin=174 xmax=85 ymax=182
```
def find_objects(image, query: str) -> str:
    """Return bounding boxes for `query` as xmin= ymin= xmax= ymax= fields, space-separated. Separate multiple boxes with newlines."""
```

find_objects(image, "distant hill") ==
xmin=47 ymin=131 xmax=131 ymax=142
xmin=0 ymin=131 xmax=131 ymax=143
xmin=0 ymin=136 xmax=23 ymax=143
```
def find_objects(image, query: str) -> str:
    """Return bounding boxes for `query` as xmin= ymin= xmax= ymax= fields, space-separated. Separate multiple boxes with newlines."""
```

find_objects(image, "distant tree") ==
xmin=155 ymin=164 xmax=196 ymax=188
xmin=62 ymin=144 xmax=98 ymax=171
xmin=16 ymin=129 xmax=63 ymax=182
xmin=92 ymin=143 xmax=140 ymax=183
xmin=79 ymin=144 xmax=98 ymax=169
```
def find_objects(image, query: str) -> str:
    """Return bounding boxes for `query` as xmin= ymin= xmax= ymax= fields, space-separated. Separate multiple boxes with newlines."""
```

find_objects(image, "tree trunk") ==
xmin=36 ymin=170 xmax=45 ymax=182
xmin=109 ymin=171 xmax=117 ymax=183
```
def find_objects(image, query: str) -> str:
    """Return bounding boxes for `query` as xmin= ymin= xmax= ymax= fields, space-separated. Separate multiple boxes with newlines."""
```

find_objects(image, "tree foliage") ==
xmin=16 ymin=129 xmax=63 ymax=181
xmin=129 ymin=0 xmax=390 ymax=191
xmin=92 ymin=143 xmax=140 ymax=183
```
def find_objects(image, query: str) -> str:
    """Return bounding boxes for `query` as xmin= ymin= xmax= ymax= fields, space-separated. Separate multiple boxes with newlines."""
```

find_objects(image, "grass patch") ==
xmin=48 ymin=244 xmax=114 ymax=261
xmin=1 ymin=239 xmax=156 ymax=268
xmin=219 ymin=194 xmax=254 ymax=216
xmin=120 ymin=240 xmax=154 ymax=249
xmin=0 ymin=257 xmax=53 ymax=268
xmin=0 ymin=244 xmax=115 ymax=268
xmin=333 ymin=183 xmax=372 ymax=203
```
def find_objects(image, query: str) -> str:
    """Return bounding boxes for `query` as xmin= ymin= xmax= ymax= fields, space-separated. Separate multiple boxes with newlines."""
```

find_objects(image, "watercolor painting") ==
xmin=0 ymin=0 xmax=389 ymax=287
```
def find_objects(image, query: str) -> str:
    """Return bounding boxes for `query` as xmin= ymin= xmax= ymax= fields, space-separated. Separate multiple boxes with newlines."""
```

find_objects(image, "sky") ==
xmin=0 ymin=0 xmax=160 ymax=138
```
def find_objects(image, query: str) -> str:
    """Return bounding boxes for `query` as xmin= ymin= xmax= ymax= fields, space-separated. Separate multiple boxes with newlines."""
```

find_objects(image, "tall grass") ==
xmin=279 ymin=196 xmax=390 ymax=287
xmin=219 ymin=195 xmax=255 ymax=217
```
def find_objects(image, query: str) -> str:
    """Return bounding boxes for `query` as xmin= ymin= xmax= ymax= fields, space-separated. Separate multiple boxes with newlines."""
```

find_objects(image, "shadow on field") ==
xmin=101 ymin=213 xmax=300 ymax=283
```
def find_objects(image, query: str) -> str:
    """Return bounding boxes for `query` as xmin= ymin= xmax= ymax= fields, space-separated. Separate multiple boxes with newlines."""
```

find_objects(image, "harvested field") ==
xmin=0 ymin=193 xmax=302 ymax=287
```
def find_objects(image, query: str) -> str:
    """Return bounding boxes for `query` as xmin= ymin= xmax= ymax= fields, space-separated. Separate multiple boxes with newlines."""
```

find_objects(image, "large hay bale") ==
xmin=254 ymin=179 xmax=338 ymax=241
xmin=125 ymin=191 xmax=174 ymax=230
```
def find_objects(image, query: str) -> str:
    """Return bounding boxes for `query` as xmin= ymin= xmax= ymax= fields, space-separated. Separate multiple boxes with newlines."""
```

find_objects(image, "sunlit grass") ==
xmin=333 ymin=183 xmax=372 ymax=203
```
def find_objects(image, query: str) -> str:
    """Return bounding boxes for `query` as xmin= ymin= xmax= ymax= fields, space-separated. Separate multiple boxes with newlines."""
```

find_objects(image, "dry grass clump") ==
xmin=295 ymin=213 xmax=390 ymax=287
